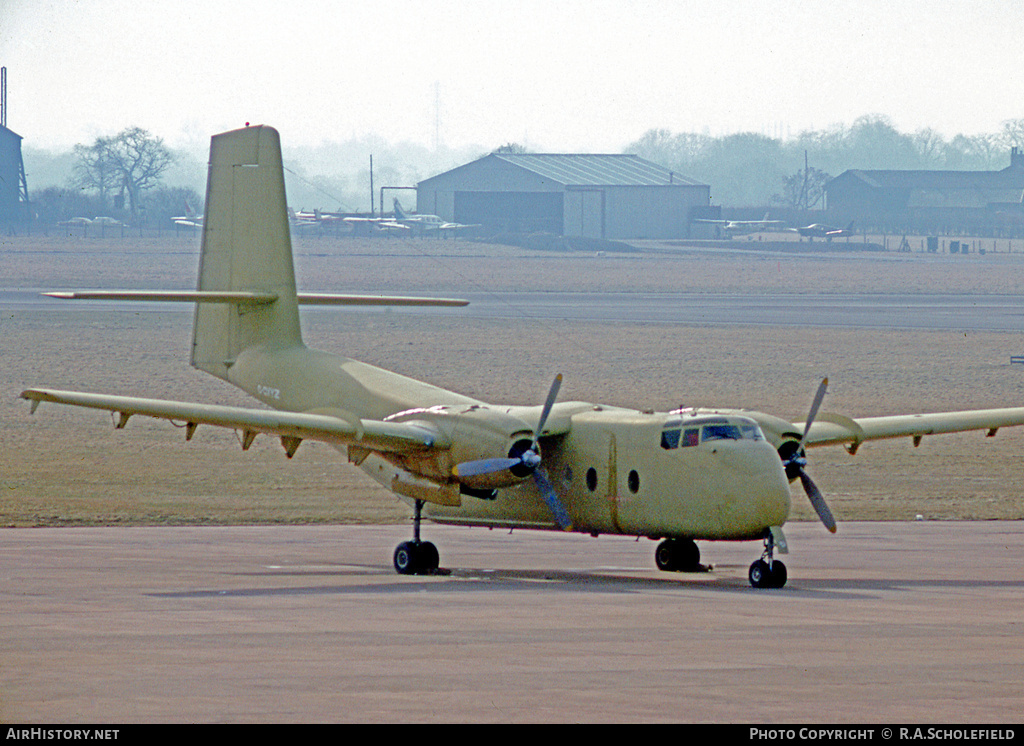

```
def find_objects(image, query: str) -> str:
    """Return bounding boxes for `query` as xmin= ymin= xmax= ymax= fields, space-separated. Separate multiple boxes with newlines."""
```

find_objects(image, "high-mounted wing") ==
xmin=799 ymin=407 xmax=1024 ymax=453
xmin=21 ymin=388 xmax=448 ymax=457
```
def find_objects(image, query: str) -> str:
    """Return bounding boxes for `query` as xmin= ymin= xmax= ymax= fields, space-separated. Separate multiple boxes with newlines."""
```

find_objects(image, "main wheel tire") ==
xmin=769 ymin=560 xmax=787 ymax=588
xmin=394 ymin=541 xmax=419 ymax=575
xmin=655 ymin=540 xmax=677 ymax=571
xmin=655 ymin=538 xmax=700 ymax=572
xmin=418 ymin=541 xmax=440 ymax=572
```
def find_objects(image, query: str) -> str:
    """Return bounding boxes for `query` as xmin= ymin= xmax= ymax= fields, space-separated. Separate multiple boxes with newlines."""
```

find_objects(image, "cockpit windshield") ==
xmin=660 ymin=416 xmax=764 ymax=450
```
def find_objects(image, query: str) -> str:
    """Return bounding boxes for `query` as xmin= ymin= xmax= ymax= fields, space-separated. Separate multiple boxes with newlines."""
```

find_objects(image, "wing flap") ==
xmin=20 ymin=388 xmax=446 ymax=454
xmin=800 ymin=407 xmax=1024 ymax=448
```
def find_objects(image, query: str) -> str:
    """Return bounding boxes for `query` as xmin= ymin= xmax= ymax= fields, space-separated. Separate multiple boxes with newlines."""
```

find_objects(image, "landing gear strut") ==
xmin=393 ymin=499 xmax=440 ymax=575
xmin=748 ymin=531 xmax=787 ymax=589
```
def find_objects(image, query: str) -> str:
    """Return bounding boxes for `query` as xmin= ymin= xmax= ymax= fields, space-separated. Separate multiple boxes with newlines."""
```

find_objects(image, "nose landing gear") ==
xmin=749 ymin=530 xmax=787 ymax=588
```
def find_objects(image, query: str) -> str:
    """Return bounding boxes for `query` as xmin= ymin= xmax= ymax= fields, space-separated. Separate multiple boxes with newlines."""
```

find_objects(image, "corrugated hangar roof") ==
xmin=839 ymin=168 xmax=1024 ymax=190
xmin=490 ymin=153 xmax=705 ymax=187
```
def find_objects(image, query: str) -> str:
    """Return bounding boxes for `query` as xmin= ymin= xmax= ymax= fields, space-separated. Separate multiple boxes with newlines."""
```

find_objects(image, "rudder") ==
xmin=191 ymin=126 xmax=303 ymax=380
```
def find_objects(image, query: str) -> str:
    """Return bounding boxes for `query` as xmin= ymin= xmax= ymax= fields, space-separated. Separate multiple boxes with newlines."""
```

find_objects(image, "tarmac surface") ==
xmin=2 ymin=521 xmax=1022 ymax=723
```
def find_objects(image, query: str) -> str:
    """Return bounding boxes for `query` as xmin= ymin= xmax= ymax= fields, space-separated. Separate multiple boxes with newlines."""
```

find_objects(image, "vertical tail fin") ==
xmin=393 ymin=198 xmax=408 ymax=220
xmin=191 ymin=125 xmax=303 ymax=380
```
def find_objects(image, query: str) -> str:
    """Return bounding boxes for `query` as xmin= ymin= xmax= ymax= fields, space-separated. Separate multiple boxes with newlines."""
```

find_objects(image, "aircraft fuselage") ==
xmin=225 ymin=342 xmax=793 ymax=541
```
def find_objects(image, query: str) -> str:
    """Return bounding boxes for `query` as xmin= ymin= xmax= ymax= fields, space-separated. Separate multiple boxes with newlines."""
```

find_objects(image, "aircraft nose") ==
xmin=714 ymin=440 xmax=791 ymax=530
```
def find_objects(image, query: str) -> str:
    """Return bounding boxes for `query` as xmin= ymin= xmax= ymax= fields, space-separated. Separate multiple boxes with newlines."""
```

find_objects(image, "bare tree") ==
xmin=73 ymin=127 xmax=174 ymax=221
xmin=913 ymin=128 xmax=947 ymax=167
xmin=493 ymin=142 xmax=529 ymax=154
xmin=775 ymin=166 xmax=831 ymax=210
xmin=72 ymin=137 xmax=119 ymax=213
xmin=1000 ymin=118 xmax=1024 ymax=149
xmin=105 ymin=127 xmax=174 ymax=221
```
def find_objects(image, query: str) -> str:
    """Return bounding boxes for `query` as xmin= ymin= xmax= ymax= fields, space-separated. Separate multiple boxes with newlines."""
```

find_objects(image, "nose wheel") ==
xmin=749 ymin=531 xmax=787 ymax=588
xmin=393 ymin=499 xmax=440 ymax=575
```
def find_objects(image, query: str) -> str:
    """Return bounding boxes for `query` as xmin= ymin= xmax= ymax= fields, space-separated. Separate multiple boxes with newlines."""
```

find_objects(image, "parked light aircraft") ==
xmin=21 ymin=125 xmax=1024 ymax=588
xmin=694 ymin=212 xmax=786 ymax=236
xmin=172 ymin=200 xmax=203 ymax=228
xmin=58 ymin=216 xmax=125 ymax=233
xmin=791 ymin=221 xmax=855 ymax=239
xmin=345 ymin=199 xmax=479 ymax=235
xmin=91 ymin=216 xmax=125 ymax=227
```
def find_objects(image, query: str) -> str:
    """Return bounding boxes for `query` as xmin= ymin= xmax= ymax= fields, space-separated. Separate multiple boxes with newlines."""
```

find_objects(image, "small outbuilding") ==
xmin=0 ymin=124 xmax=30 ymax=230
xmin=416 ymin=153 xmax=709 ymax=240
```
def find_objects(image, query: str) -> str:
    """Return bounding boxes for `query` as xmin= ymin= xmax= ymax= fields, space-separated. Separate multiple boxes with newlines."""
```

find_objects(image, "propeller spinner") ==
xmin=781 ymin=377 xmax=837 ymax=533
xmin=452 ymin=374 xmax=573 ymax=530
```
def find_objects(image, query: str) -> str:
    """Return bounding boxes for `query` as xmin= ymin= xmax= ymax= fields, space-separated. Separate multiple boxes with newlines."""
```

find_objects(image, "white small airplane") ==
xmin=694 ymin=212 xmax=786 ymax=236
xmin=172 ymin=200 xmax=203 ymax=228
xmin=22 ymin=125 xmax=1024 ymax=588
xmin=91 ymin=216 xmax=125 ymax=227
xmin=791 ymin=221 xmax=855 ymax=240
xmin=58 ymin=217 xmax=94 ymax=227
xmin=287 ymin=207 xmax=323 ymax=233
xmin=391 ymin=199 xmax=479 ymax=233
xmin=345 ymin=199 xmax=479 ymax=235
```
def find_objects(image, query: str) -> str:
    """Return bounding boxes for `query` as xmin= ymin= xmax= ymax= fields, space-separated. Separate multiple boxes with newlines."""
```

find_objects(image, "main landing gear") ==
xmin=748 ymin=531 xmax=787 ymax=589
xmin=393 ymin=499 xmax=440 ymax=575
xmin=654 ymin=537 xmax=704 ymax=573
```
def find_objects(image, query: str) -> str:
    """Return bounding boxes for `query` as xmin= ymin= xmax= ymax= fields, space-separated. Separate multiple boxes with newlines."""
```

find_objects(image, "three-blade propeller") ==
xmin=784 ymin=377 xmax=837 ymax=533
xmin=453 ymin=374 xmax=573 ymax=530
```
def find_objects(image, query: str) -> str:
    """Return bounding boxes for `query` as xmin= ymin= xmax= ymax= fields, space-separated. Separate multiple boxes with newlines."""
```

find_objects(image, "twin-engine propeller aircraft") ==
xmin=21 ymin=125 xmax=1024 ymax=588
xmin=344 ymin=199 xmax=479 ymax=235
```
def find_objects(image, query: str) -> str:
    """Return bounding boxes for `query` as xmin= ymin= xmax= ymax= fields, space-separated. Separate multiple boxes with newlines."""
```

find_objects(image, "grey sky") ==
xmin=2 ymin=0 xmax=1022 ymax=152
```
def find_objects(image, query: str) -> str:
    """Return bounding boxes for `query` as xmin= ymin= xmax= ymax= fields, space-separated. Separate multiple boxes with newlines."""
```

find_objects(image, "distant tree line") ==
xmin=626 ymin=115 xmax=1024 ymax=207
xmin=24 ymin=114 xmax=1024 ymax=224
xmin=29 ymin=126 xmax=204 ymax=228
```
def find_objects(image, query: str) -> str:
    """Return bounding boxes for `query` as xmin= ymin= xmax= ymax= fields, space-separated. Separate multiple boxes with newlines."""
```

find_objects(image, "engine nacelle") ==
xmin=383 ymin=403 xmax=538 ymax=488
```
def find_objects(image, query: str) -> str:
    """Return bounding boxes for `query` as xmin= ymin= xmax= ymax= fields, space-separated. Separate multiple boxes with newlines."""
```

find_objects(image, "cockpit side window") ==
xmin=661 ymin=427 xmax=700 ymax=449
xmin=741 ymin=423 xmax=764 ymax=441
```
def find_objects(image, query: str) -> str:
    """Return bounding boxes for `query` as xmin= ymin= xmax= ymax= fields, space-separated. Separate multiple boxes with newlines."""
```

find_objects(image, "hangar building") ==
xmin=826 ymin=148 xmax=1024 ymax=236
xmin=416 ymin=153 xmax=709 ymax=240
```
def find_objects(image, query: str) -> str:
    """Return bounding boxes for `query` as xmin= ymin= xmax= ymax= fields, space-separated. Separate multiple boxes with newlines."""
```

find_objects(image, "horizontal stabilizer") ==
xmin=43 ymin=291 xmax=468 ymax=307
xmin=44 ymin=290 xmax=278 ymax=304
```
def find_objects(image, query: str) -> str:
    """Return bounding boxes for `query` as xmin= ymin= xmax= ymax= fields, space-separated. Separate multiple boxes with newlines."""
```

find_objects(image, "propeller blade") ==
xmin=799 ymin=377 xmax=829 ymax=448
xmin=533 ymin=373 xmax=563 ymax=447
xmin=452 ymin=457 xmax=522 ymax=478
xmin=454 ymin=374 xmax=562 ymax=485
xmin=534 ymin=467 xmax=573 ymax=530
xmin=798 ymin=469 xmax=837 ymax=533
